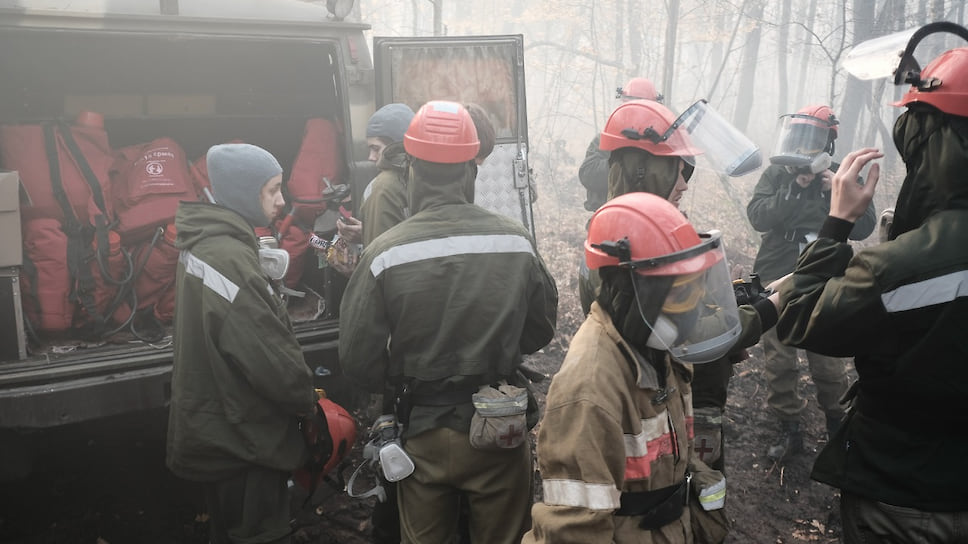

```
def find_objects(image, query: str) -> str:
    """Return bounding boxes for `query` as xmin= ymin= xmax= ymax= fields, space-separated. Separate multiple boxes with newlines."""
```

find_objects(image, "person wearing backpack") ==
xmin=166 ymin=143 xmax=316 ymax=544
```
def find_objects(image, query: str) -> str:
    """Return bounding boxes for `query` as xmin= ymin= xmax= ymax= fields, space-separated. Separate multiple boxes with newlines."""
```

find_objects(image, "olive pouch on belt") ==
xmin=469 ymin=382 xmax=528 ymax=450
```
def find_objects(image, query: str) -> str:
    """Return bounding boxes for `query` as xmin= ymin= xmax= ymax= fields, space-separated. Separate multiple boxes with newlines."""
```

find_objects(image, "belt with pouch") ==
xmin=615 ymin=475 xmax=690 ymax=530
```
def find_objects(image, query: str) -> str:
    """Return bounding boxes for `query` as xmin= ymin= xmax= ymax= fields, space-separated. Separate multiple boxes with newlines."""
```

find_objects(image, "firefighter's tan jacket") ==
xmin=524 ymin=302 xmax=697 ymax=544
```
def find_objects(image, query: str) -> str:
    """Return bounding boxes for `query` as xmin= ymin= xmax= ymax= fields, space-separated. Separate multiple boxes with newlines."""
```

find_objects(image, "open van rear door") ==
xmin=372 ymin=35 xmax=535 ymax=238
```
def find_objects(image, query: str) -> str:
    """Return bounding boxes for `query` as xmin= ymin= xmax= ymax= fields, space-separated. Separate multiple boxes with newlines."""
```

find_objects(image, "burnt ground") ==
xmin=0 ymin=186 xmax=854 ymax=543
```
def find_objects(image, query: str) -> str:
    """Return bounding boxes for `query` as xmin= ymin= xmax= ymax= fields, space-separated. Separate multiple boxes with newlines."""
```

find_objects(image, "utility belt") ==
xmin=615 ymin=476 xmax=689 ymax=530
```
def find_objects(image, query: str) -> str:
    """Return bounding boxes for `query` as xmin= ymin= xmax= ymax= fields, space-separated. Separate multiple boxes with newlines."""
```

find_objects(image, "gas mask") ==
xmin=257 ymin=236 xmax=290 ymax=281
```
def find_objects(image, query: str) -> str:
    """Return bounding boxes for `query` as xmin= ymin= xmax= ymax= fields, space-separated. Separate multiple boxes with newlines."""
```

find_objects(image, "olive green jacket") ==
xmin=339 ymin=160 xmax=558 ymax=439
xmin=167 ymin=202 xmax=315 ymax=482
xmin=360 ymin=142 xmax=409 ymax=247
xmin=747 ymin=163 xmax=876 ymax=283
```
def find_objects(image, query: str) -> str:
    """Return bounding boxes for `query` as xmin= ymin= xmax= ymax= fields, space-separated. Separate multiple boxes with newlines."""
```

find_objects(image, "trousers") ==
xmin=842 ymin=491 xmax=968 ymax=543
xmin=398 ymin=426 xmax=532 ymax=544
xmin=203 ymin=466 xmax=292 ymax=544
xmin=761 ymin=328 xmax=849 ymax=420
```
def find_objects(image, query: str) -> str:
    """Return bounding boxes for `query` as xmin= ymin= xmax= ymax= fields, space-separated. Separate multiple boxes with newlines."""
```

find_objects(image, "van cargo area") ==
xmin=0 ymin=26 xmax=356 ymax=430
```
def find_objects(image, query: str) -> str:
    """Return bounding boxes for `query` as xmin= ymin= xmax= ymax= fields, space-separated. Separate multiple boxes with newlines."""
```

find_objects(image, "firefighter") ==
xmin=338 ymin=100 xmax=557 ymax=544
xmin=773 ymin=25 xmax=968 ymax=542
xmin=747 ymin=105 xmax=876 ymax=460
xmin=577 ymin=98 xmax=760 ymax=472
xmin=525 ymin=192 xmax=779 ymax=544
xmin=578 ymin=77 xmax=663 ymax=211
xmin=359 ymin=103 xmax=415 ymax=247
xmin=167 ymin=143 xmax=317 ymax=544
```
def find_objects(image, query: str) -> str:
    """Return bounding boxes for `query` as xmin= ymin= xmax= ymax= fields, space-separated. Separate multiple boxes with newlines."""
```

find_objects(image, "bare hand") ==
xmin=336 ymin=216 xmax=363 ymax=244
xmin=829 ymin=148 xmax=882 ymax=222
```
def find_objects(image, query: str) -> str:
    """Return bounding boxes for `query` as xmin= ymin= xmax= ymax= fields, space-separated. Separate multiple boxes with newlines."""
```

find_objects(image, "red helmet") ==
xmin=404 ymin=101 xmax=480 ymax=163
xmin=894 ymin=47 xmax=968 ymax=118
xmin=584 ymin=192 xmax=721 ymax=276
xmin=292 ymin=397 xmax=357 ymax=491
xmin=617 ymin=77 xmax=661 ymax=102
xmin=599 ymin=100 xmax=703 ymax=157
xmin=794 ymin=104 xmax=839 ymax=137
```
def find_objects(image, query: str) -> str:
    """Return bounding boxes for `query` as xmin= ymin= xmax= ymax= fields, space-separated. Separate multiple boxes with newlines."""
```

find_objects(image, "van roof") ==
xmin=0 ymin=0 xmax=368 ymax=29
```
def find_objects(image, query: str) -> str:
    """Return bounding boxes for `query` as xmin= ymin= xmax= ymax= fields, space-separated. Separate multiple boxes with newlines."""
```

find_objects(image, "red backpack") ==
xmin=0 ymin=116 xmax=126 ymax=335
xmin=110 ymin=137 xmax=196 ymax=244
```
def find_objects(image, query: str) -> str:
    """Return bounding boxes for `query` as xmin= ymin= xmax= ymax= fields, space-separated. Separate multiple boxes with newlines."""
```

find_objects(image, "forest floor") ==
xmin=0 ymin=180 xmax=853 ymax=543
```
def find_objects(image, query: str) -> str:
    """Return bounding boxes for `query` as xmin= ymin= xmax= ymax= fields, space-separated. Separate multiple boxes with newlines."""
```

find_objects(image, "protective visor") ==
xmin=842 ymin=22 xmax=968 ymax=83
xmin=769 ymin=114 xmax=833 ymax=169
xmin=629 ymin=232 xmax=741 ymax=364
xmin=675 ymin=100 xmax=762 ymax=177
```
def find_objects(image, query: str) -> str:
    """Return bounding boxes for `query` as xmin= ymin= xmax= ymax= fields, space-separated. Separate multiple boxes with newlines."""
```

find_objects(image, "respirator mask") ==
xmin=346 ymin=414 xmax=415 ymax=502
xmin=257 ymin=236 xmax=290 ymax=281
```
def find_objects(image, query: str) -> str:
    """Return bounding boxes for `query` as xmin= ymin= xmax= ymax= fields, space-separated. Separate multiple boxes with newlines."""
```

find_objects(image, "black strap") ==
xmin=615 ymin=478 xmax=687 ymax=530
xmin=42 ymin=123 xmax=105 ymax=333
xmin=57 ymin=121 xmax=109 ymax=217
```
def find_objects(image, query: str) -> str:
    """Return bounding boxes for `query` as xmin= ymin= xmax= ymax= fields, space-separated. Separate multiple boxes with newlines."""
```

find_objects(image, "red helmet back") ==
xmin=599 ymin=100 xmax=703 ymax=157
xmin=584 ymin=192 xmax=721 ymax=276
xmin=404 ymin=101 xmax=480 ymax=163
xmin=617 ymin=77 xmax=661 ymax=102
xmin=894 ymin=47 xmax=968 ymax=118
xmin=292 ymin=397 xmax=357 ymax=491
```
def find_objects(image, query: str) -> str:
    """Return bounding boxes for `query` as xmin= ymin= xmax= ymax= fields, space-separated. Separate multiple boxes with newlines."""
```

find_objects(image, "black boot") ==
xmin=767 ymin=420 xmax=803 ymax=461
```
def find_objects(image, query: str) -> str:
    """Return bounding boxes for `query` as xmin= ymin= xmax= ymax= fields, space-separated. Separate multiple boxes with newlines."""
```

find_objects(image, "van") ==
xmin=0 ymin=0 xmax=535 ymax=478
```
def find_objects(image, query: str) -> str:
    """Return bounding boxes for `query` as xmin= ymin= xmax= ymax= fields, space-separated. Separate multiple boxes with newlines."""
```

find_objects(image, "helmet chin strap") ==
xmin=629 ymin=269 xmax=679 ymax=352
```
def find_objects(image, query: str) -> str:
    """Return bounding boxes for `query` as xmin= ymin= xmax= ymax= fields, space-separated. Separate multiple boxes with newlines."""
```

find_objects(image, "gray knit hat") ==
xmin=366 ymin=103 xmax=415 ymax=144
xmin=207 ymin=143 xmax=283 ymax=227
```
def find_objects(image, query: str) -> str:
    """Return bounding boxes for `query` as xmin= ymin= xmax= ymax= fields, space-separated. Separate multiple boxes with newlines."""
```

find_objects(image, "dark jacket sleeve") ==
xmin=520 ymin=250 xmax=559 ymax=355
xmin=361 ymin=172 xmax=409 ymax=247
xmin=775 ymin=238 xmax=887 ymax=356
xmin=578 ymin=135 xmax=609 ymax=195
xmin=338 ymin=251 xmax=392 ymax=392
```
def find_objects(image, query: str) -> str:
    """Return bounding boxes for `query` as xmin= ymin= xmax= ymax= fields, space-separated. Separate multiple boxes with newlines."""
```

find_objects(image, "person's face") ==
xmin=260 ymin=174 xmax=285 ymax=223
xmin=367 ymin=137 xmax=388 ymax=162
xmin=667 ymin=160 xmax=689 ymax=208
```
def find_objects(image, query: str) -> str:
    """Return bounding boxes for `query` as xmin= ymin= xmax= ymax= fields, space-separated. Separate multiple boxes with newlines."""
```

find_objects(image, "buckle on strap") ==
xmin=615 ymin=478 xmax=688 ymax=530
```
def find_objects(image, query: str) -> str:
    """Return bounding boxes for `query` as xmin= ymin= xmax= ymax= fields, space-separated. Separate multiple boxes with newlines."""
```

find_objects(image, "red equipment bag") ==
xmin=1 ymin=114 xmax=130 ymax=336
xmin=0 ymin=112 xmax=114 ymax=224
xmin=286 ymin=118 xmax=345 ymax=223
xmin=128 ymin=223 xmax=179 ymax=323
xmin=111 ymin=138 xmax=196 ymax=244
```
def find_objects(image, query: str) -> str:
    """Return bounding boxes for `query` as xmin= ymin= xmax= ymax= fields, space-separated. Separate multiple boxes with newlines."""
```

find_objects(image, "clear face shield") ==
xmin=628 ymin=231 xmax=742 ymax=364
xmin=769 ymin=115 xmax=833 ymax=173
xmin=841 ymin=22 xmax=968 ymax=83
xmin=675 ymin=100 xmax=762 ymax=177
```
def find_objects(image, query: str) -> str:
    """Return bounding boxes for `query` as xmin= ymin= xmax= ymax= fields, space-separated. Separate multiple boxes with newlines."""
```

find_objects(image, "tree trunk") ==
xmin=776 ymin=0 xmax=791 ymax=117
xmin=834 ymin=0 xmax=876 ymax=154
xmin=733 ymin=0 xmax=764 ymax=133
xmin=628 ymin=0 xmax=644 ymax=78
xmin=793 ymin=0 xmax=818 ymax=110
xmin=662 ymin=0 xmax=680 ymax=104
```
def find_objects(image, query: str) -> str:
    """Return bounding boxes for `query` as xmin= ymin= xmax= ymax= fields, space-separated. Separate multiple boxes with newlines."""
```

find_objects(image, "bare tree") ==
xmin=776 ymin=0 xmax=791 ymax=117
xmin=734 ymin=0 xmax=764 ymax=133
xmin=662 ymin=0 xmax=680 ymax=103
xmin=837 ymin=0 xmax=877 ymax=153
